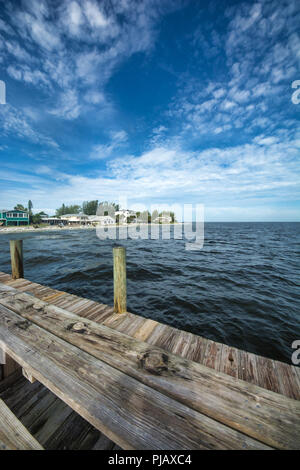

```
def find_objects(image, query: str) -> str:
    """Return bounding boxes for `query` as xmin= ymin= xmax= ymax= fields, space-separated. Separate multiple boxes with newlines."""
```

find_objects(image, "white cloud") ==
xmin=7 ymin=65 xmax=50 ymax=87
xmin=65 ymin=1 xmax=83 ymax=35
xmin=1 ymin=0 xmax=180 ymax=122
xmin=49 ymin=89 xmax=80 ymax=120
xmin=111 ymin=130 xmax=127 ymax=142
xmin=84 ymin=90 xmax=105 ymax=104
xmin=90 ymin=130 xmax=128 ymax=159
xmin=0 ymin=104 xmax=58 ymax=147
xmin=84 ymin=1 xmax=108 ymax=28
xmin=1 ymin=135 xmax=299 ymax=220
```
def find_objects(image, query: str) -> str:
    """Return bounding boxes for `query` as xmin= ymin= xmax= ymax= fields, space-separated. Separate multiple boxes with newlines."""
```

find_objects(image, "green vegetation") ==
xmin=82 ymin=200 xmax=98 ymax=215
xmin=97 ymin=201 xmax=119 ymax=215
xmin=55 ymin=204 xmax=81 ymax=216
xmin=14 ymin=204 xmax=26 ymax=211
xmin=31 ymin=211 xmax=48 ymax=224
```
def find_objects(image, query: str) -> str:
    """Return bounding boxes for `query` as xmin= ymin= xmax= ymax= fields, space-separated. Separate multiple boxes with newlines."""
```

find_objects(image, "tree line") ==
xmin=12 ymin=200 xmax=176 ymax=224
xmin=55 ymin=201 xmax=120 ymax=216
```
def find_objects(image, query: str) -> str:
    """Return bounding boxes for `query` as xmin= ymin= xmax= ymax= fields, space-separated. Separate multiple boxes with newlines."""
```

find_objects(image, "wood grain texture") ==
xmin=0 ymin=272 xmax=299 ymax=401
xmin=113 ymin=246 xmax=127 ymax=313
xmin=0 ymin=398 xmax=43 ymax=450
xmin=0 ymin=375 xmax=113 ymax=450
xmin=22 ymin=368 xmax=36 ymax=383
xmin=1 ymin=349 xmax=21 ymax=379
xmin=9 ymin=240 xmax=24 ymax=280
xmin=0 ymin=285 xmax=299 ymax=450
xmin=0 ymin=302 xmax=271 ymax=450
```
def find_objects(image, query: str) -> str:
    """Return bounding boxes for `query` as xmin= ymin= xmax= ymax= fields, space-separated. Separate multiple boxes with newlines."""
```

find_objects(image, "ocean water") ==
xmin=0 ymin=222 xmax=299 ymax=364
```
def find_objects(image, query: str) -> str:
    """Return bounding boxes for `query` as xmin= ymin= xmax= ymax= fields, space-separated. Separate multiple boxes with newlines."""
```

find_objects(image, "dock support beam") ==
xmin=10 ymin=240 xmax=24 ymax=279
xmin=113 ymin=246 xmax=127 ymax=313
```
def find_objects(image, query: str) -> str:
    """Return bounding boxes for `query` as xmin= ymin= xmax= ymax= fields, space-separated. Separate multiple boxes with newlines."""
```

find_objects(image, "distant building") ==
xmin=88 ymin=215 xmax=115 ymax=225
xmin=0 ymin=209 xmax=29 ymax=226
xmin=41 ymin=217 xmax=62 ymax=225
xmin=115 ymin=209 xmax=136 ymax=223
xmin=62 ymin=213 xmax=89 ymax=225
xmin=153 ymin=216 xmax=172 ymax=224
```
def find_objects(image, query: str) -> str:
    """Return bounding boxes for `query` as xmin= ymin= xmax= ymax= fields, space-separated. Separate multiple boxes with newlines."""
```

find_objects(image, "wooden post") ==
xmin=10 ymin=240 xmax=24 ymax=279
xmin=113 ymin=246 xmax=126 ymax=313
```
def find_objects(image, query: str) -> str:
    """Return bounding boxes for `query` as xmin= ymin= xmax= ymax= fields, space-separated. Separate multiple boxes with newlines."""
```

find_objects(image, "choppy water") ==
xmin=0 ymin=222 xmax=299 ymax=364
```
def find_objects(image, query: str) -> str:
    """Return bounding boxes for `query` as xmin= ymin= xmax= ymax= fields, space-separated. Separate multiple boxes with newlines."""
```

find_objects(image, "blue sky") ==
xmin=0 ymin=0 xmax=299 ymax=220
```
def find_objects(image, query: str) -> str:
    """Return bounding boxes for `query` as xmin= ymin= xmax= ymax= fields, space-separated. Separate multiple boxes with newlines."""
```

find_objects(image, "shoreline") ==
xmin=0 ymin=222 xmax=183 ymax=235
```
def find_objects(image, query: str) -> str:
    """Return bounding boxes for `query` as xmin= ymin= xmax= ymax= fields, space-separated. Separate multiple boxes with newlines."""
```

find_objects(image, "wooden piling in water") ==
xmin=113 ymin=246 xmax=126 ymax=313
xmin=9 ymin=240 xmax=24 ymax=279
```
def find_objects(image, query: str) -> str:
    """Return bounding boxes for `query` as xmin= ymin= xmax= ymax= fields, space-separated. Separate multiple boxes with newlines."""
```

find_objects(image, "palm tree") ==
xmin=14 ymin=204 xmax=26 ymax=211
xmin=28 ymin=200 xmax=33 ymax=223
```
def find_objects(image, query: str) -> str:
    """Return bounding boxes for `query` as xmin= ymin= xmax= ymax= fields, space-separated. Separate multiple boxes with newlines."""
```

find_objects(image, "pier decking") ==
xmin=0 ymin=270 xmax=299 ymax=450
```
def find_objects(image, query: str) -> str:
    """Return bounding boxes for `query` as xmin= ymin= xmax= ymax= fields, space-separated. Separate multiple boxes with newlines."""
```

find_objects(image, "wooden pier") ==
xmin=0 ymin=243 xmax=299 ymax=450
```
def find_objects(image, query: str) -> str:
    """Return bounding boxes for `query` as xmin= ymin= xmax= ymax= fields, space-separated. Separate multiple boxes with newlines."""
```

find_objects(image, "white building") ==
xmin=62 ymin=213 xmax=89 ymax=224
xmin=153 ymin=216 xmax=172 ymax=224
xmin=115 ymin=209 xmax=136 ymax=223
xmin=88 ymin=215 xmax=115 ymax=225
xmin=41 ymin=217 xmax=62 ymax=225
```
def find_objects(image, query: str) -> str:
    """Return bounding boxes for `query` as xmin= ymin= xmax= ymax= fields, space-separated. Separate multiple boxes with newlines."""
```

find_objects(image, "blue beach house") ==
xmin=0 ymin=209 xmax=29 ymax=226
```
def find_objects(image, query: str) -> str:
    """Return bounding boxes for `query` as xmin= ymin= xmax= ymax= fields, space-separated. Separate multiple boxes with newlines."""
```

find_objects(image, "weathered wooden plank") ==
xmin=133 ymin=318 xmax=159 ymax=342
xmin=20 ymin=389 xmax=58 ymax=428
xmin=9 ymin=383 xmax=50 ymax=420
xmin=0 ymin=374 xmax=40 ymax=410
xmin=76 ymin=301 xmax=114 ymax=321
xmin=23 ymin=368 xmax=37 ymax=383
xmin=0 ymin=273 xmax=12 ymax=282
xmin=102 ymin=311 xmax=131 ymax=330
xmin=294 ymin=366 xmax=300 ymax=387
xmin=45 ymin=409 xmax=102 ymax=450
xmin=41 ymin=291 xmax=66 ymax=302
xmin=1 ymin=349 xmax=21 ymax=378
xmin=0 ymin=372 xmax=107 ymax=450
xmin=218 ymin=344 xmax=239 ymax=378
xmin=0 ymin=286 xmax=299 ymax=449
xmin=4 ymin=279 xmax=30 ymax=289
xmin=0 ymin=369 xmax=22 ymax=394
xmin=0 ymin=398 xmax=43 ymax=450
xmin=238 ymin=350 xmax=259 ymax=385
xmin=15 ymin=283 xmax=44 ymax=294
xmin=0 ymin=272 xmax=299 ymax=400
xmin=92 ymin=432 xmax=117 ymax=450
xmin=113 ymin=313 xmax=143 ymax=336
xmin=203 ymin=339 xmax=223 ymax=370
xmin=172 ymin=331 xmax=194 ymax=358
xmin=118 ymin=315 xmax=147 ymax=338
xmin=256 ymin=355 xmax=281 ymax=394
xmin=275 ymin=362 xmax=300 ymax=400
xmin=184 ymin=336 xmax=208 ymax=363
xmin=67 ymin=299 xmax=94 ymax=315
xmin=146 ymin=322 xmax=168 ymax=346
xmin=70 ymin=301 xmax=103 ymax=318
xmin=33 ymin=399 xmax=73 ymax=444
xmin=0 ymin=303 xmax=271 ymax=450
xmin=49 ymin=295 xmax=79 ymax=309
